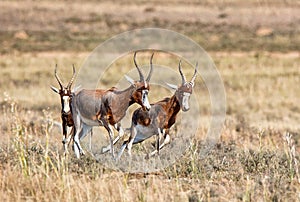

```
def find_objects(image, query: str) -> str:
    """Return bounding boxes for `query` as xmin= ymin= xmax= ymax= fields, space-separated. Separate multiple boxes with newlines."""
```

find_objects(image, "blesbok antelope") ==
xmin=50 ymin=65 xmax=77 ymax=153
xmin=117 ymin=60 xmax=197 ymax=160
xmin=71 ymin=52 xmax=154 ymax=159
xmin=51 ymin=65 xmax=93 ymax=154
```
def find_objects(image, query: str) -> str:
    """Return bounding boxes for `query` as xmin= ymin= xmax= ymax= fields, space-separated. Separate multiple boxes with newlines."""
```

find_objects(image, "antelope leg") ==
xmin=156 ymin=128 xmax=162 ymax=155
xmin=73 ymin=117 xmax=87 ymax=158
xmin=63 ymin=126 xmax=74 ymax=155
xmin=149 ymin=131 xmax=170 ymax=157
xmin=103 ymin=122 xmax=115 ymax=159
xmin=62 ymin=122 xmax=68 ymax=154
xmin=101 ymin=123 xmax=124 ymax=154
xmin=88 ymin=129 xmax=93 ymax=151
xmin=116 ymin=140 xmax=128 ymax=161
xmin=126 ymin=125 xmax=137 ymax=157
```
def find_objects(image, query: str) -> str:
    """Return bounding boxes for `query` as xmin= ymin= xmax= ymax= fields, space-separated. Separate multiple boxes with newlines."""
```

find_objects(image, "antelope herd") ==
xmin=51 ymin=51 xmax=198 ymax=160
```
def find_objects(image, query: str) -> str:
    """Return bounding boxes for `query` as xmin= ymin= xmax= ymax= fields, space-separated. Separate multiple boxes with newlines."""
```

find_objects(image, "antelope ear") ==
xmin=72 ymin=85 xmax=81 ymax=93
xmin=50 ymin=85 xmax=60 ymax=93
xmin=124 ymin=75 xmax=135 ymax=85
xmin=165 ymin=82 xmax=178 ymax=90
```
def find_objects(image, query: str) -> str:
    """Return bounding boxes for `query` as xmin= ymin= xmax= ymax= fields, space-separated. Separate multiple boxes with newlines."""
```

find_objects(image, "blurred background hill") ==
xmin=1 ymin=0 xmax=299 ymax=53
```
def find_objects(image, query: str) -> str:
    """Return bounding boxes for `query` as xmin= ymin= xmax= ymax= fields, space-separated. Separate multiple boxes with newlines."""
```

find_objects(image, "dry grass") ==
xmin=0 ymin=101 xmax=300 ymax=201
xmin=0 ymin=99 xmax=300 ymax=201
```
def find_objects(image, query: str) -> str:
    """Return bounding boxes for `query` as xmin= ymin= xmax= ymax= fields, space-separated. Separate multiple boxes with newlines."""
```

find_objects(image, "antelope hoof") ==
xmin=63 ymin=144 xmax=69 ymax=155
xmin=101 ymin=146 xmax=110 ymax=154
xmin=80 ymin=150 xmax=85 ymax=156
xmin=148 ymin=150 xmax=157 ymax=158
xmin=62 ymin=139 xmax=70 ymax=145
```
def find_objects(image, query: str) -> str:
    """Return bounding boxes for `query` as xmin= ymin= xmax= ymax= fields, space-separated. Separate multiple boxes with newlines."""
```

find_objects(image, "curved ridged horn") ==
xmin=146 ymin=53 xmax=154 ymax=82
xmin=54 ymin=64 xmax=63 ymax=89
xmin=178 ymin=60 xmax=186 ymax=85
xmin=133 ymin=51 xmax=145 ymax=81
xmin=190 ymin=62 xmax=198 ymax=85
xmin=67 ymin=64 xmax=76 ymax=90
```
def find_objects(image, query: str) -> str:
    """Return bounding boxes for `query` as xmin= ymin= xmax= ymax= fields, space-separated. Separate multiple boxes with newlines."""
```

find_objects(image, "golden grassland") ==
xmin=1 ymin=0 xmax=300 ymax=201
xmin=0 ymin=51 xmax=300 ymax=201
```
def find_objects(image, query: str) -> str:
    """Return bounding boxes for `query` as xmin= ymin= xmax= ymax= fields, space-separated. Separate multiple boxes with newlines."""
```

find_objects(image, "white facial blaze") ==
xmin=182 ymin=92 xmax=191 ymax=110
xmin=62 ymin=96 xmax=70 ymax=113
xmin=142 ymin=90 xmax=151 ymax=110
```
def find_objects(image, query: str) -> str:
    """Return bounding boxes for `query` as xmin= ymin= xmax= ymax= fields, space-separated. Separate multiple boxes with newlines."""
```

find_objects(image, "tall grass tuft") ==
xmin=283 ymin=132 xmax=300 ymax=183
xmin=8 ymin=95 xmax=31 ymax=177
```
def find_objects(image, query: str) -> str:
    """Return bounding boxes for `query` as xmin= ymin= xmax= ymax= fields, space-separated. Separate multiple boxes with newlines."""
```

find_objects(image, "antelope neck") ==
xmin=164 ymin=93 xmax=181 ymax=115
xmin=115 ymin=85 xmax=136 ymax=106
xmin=106 ymin=85 xmax=136 ymax=124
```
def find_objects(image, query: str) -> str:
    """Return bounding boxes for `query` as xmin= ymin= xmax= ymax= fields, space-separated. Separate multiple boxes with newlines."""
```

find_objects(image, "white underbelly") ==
xmin=81 ymin=116 xmax=103 ymax=127
xmin=134 ymin=124 xmax=157 ymax=143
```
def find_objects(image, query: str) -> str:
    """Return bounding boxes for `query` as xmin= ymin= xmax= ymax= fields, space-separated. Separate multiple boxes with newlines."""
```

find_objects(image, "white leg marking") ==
xmin=73 ymin=115 xmax=86 ymax=158
xmin=73 ymin=125 xmax=83 ymax=159
xmin=104 ymin=124 xmax=115 ymax=158
xmin=116 ymin=143 xmax=127 ymax=161
xmin=102 ymin=125 xmax=124 ymax=154
xmin=127 ymin=126 xmax=137 ymax=156
xmin=156 ymin=128 xmax=162 ymax=154
xmin=89 ymin=129 xmax=93 ymax=151
xmin=149 ymin=133 xmax=170 ymax=157
xmin=73 ymin=141 xmax=80 ymax=158
xmin=119 ymin=127 xmax=124 ymax=138
xmin=74 ymin=129 xmax=85 ymax=157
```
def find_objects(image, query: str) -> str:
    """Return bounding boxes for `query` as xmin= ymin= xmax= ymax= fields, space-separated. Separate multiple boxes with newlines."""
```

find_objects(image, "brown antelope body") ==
xmin=117 ymin=61 xmax=197 ymax=159
xmin=71 ymin=52 xmax=154 ymax=158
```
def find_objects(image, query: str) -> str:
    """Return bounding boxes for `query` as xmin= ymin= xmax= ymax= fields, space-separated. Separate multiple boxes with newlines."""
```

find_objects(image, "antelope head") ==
xmin=125 ymin=52 xmax=154 ymax=111
xmin=51 ymin=64 xmax=76 ymax=114
xmin=166 ymin=61 xmax=198 ymax=112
